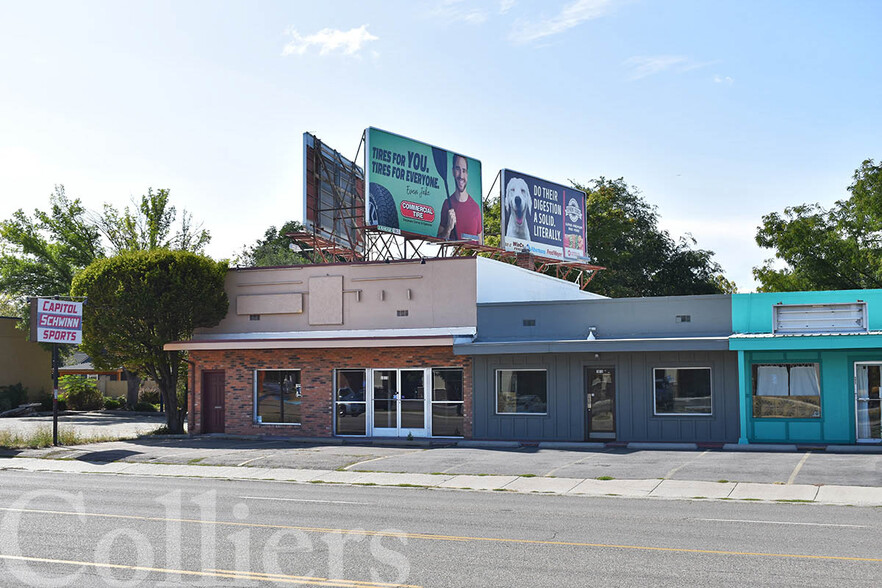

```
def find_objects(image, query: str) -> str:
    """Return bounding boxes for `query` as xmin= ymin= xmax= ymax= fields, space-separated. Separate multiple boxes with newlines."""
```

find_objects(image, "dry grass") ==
xmin=0 ymin=426 xmax=132 ymax=449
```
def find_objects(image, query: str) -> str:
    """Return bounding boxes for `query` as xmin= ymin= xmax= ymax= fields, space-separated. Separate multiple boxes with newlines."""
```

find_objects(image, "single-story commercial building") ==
xmin=731 ymin=290 xmax=882 ymax=445
xmin=168 ymin=259 xmax=882 ymax=446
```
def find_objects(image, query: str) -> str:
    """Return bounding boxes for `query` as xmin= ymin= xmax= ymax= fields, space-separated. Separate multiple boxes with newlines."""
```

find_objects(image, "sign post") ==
xmin=30 ymin=297 xmax=84 ymax=446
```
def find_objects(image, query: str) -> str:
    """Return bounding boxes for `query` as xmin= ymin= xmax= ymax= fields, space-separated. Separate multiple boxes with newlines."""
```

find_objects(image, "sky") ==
xmin=0 ymin=0 xmax=879 ymax=292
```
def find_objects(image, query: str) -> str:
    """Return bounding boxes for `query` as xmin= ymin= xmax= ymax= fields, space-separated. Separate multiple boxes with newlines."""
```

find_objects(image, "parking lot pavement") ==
xmin=0 ymin=411 xmax=166 ymax=439
xmin=7 ymin=436 xmax=882 ymax=489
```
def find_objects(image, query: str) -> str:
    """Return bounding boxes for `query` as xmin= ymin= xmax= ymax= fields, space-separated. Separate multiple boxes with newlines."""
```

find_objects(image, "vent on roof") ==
xmin=397 ymin=310 xmax=409 ymax=317
xmin=249 ymin=314 xmax=260 ymax=321
xmin=773 ymin=302 xmax=867 ymax=334
xmin=675 ymin=315 xmax=691 ymax=323
xmin=523 ymin=319 xmax=536 ymax=327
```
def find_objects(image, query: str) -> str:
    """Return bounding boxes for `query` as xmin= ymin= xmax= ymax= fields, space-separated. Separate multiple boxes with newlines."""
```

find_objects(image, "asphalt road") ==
xmin=1 ymin=470 xmax=880 ymax=587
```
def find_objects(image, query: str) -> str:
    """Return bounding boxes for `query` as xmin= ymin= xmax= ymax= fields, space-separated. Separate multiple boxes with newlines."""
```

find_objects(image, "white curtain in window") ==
xmin=790 ymin=366 xmax=820 ymax=397
xmin=756 ymin=366 xmax=789 ymax=396
xmin=856 ymin=365 xmax=871 ymax=439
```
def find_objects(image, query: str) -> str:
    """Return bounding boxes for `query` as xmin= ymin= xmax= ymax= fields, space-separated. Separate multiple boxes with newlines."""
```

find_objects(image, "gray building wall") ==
xmin=476 ymin=294 xmax=732 ymax=342
xmin=471 ymin=350 xmax=739 ymax=443
xmin=467 ymin=295 xmax=739 ymax=443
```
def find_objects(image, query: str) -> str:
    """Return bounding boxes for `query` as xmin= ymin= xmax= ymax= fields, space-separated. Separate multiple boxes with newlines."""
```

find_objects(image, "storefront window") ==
xmin=255 ymin=370 xmax=301 ymax=424
xmin=752 ymin=363 xmax=821 ymax=418
xmin=335 ymin=369 xmax=367 ymax=435
xmin=496 ymin=369 xmax=547 ymax=415
xmin=432 ymin=368 xmax=464 ymax=436
xmin=653 ymin=368 xmax=712 ymax=415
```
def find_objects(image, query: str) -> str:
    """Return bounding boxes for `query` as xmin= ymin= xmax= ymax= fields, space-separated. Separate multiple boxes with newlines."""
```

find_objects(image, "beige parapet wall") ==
xmin=197 ymin=257 xmax=479 ymax=336
xmin=0 ymin=317 xmax=52 ymax=400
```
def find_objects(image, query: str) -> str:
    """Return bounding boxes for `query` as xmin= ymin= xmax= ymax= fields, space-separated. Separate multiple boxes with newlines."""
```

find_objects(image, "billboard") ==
xmin=500 ymin=169 xmax=587 ymax=261
xmin=30 ymin=298 xmax=83 ymax=344
xmin=303 ymin=133 xmax=365 ymax=252
xmin=365 ymin=127 xmax=483 ymax=242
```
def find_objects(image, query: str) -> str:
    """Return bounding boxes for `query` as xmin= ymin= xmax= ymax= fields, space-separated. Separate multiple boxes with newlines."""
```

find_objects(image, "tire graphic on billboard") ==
xmin=368 ymin=183 xmax=399 ymax=229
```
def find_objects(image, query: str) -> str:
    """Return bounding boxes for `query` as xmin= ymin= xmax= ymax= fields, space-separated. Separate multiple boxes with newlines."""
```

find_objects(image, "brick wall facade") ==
xmin=189 ymin=346 xmax=472 ymax=439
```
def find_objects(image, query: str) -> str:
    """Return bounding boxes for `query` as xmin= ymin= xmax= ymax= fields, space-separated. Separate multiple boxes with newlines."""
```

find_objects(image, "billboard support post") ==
xmin=29 ymin=294 xmax=85 ymax=446
xmin=52 ymin=340 xmax=58 ymax=446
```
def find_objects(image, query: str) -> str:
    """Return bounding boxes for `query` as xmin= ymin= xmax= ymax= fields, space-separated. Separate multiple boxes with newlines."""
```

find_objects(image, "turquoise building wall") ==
xmin=731 ymin=290 xmax=882 ymax=444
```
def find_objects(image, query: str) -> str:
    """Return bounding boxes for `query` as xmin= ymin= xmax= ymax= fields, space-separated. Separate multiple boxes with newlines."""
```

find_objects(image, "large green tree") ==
xmin=484 ymin=178 xmax=734 ymax=297
xmin=235 ymin=220 xmax=313 ymax=267
xmin=0 ymin=186 xmax=103 ymax=306
xmin=71 ymin=250 xmax=228 ymax=433
xmin=754 ymin=159 xmax=882 ymax=291
xmin=97 ymin=188 xmax=210 ymax=254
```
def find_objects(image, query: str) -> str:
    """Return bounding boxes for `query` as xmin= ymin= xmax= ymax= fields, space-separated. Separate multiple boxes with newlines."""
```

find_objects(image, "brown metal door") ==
xmin=202 ymin=370 xmax=225 ymax=433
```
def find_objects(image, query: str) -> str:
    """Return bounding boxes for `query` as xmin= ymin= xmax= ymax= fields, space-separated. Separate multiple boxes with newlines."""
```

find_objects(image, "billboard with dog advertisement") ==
xmin=500 ymin=169 xmax=587 ymax=261
xmin=365 ymin=127 xmax=483 ymax=243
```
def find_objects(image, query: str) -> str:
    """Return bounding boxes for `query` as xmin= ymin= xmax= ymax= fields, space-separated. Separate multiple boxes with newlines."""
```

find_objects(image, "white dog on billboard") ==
xmin=504 ymin=176 xmax=532 ymax=247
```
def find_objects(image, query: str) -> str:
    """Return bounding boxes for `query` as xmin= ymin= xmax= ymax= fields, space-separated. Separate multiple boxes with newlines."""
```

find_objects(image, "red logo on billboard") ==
xmin=400 ymin=201 xmax=436 ymax=222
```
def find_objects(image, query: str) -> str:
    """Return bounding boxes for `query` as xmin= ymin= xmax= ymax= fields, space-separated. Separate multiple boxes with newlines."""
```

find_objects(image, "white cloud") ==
xmin=714 ymin=74 xmax=734 ymax=85
xmin=623 ymin=55 xmax=716 ymax=80
xmin=499 ymin=0 xmax=516 ymax=14
xmin=282 ymin=25 xmax=378 ymax=57
xmin=427 ymin=0 xmax=489 ymax=25
xmin=510 ymin=0 xmax=613 ymax=44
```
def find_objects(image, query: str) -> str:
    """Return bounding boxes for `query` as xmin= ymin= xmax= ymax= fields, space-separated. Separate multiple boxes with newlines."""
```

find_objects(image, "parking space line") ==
xmin=787 ymin=452 xmax=811 ymax=485
xmin=342 ymin=449 xmax=424 ymax=471
xmin=543 ymin=453 xmax=602 ymax=477
xmin=664 ymin=450 xmax=709 ymax=479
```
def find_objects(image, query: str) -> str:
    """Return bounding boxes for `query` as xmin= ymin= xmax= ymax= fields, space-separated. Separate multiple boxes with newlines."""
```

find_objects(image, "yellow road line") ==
xmin=0 ymin=554 xmax=420 ymax=587
xmin=2 ymin=506 xmax=881 ymax=563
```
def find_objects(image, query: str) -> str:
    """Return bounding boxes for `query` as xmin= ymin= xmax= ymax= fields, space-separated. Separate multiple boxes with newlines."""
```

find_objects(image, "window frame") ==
xmin=652 ymin=367 xmax=713 ymax=417
xmin=751 ymin=362 xmax=822 ymax=419
xmin=430 ymin=367 xmax=465 ymax=437
xmin=495 ymin=368 xmax=548 ymax=416
xmin=334 ymin=368 xmax=368 ymax=436
xmin=253 ymin=368 xmax=302 ymax=426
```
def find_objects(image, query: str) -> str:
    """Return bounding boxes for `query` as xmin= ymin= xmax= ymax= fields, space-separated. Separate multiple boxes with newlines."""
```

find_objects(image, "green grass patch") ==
xmin=0 ymin=426 xmax=130 ymax=449
xmin=717 ymin=479 xmax=730 ymax=483
xmin=741 ymin=498 xmax=761 ymax=501
xmin=187 ymin=458 xmax=205 ymax=465
xmin=596 ymin=476 xmax=615 ymax=481
xmin=519 ymin=473 xmax=537 ymax=478
xmin=776 ymin=499 xmax=813 ymax=503
xmin=395 ymin=483 xmax=426 ymax=488
xmin=692 ymin=496 xmax=707 ymax=500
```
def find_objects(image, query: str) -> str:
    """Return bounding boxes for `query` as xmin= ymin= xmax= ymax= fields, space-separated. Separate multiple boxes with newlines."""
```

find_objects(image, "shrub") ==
xmin=59 ymin=375 xmax=104 ymax=411
xmin=0 ymin=383 xmax=29 ymax=412
xmin=134 ymin=401 xmax=158 ymax=413
xmin=36 ymin=390 xmax=67 ymax=412
xmin=103 ymin=397 xmax=122 ymax=410
xmin=139 ymin=389 xmax=160 ymax=404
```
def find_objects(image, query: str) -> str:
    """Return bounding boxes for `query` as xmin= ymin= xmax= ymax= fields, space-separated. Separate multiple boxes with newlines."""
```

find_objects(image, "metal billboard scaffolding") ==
xmin=302 ymin=132 xmax=366 ymax=259
xmin=293 ymin=131 xmax=604 ymax=290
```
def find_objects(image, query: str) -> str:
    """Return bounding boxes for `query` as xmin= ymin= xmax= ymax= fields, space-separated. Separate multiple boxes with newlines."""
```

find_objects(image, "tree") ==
xmin=577 ymin=178 xmax=734 ymax=297
xmin=71 ymin=250 xmax=228 ymax=433
xmin=235 ymin=220 xmax=313 ymax=267
xmin=754 ymin=159 xmax=882 ymax=292
xmin=0 ymin=185 xmax=103 ymax=306
xmin=483 ymin=178 xmax=733 ymax=297
xmin=97 ymin=188 xmax=210 ymax=255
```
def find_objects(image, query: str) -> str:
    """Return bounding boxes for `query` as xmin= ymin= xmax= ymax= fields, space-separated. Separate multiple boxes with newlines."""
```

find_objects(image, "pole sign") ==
xmin=500 ymin=169 xmax=587 ymax=261
xmin=365 ymin=127 xmax=483 ymax=243
xmin=30 ymin=298 xmax=83 ymax=344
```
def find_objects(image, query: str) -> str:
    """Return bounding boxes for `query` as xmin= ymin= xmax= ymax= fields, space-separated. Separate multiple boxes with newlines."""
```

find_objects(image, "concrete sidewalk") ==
xmin=3 ymin=455 xmax=882 ymax=507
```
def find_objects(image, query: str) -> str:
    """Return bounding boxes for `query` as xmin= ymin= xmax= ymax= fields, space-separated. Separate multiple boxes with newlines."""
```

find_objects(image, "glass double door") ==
xmin=372 ymin=369 xmax=428 ymax=438
xmin=855 ymin=363 xmax=882 ymax=442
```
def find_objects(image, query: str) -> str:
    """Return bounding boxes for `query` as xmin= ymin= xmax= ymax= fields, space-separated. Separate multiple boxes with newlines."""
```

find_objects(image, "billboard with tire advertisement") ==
xmin=365 ymin=128 xmax=483 ymax=243
xmin=501 ymin=169 xmax=587 ymax=261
